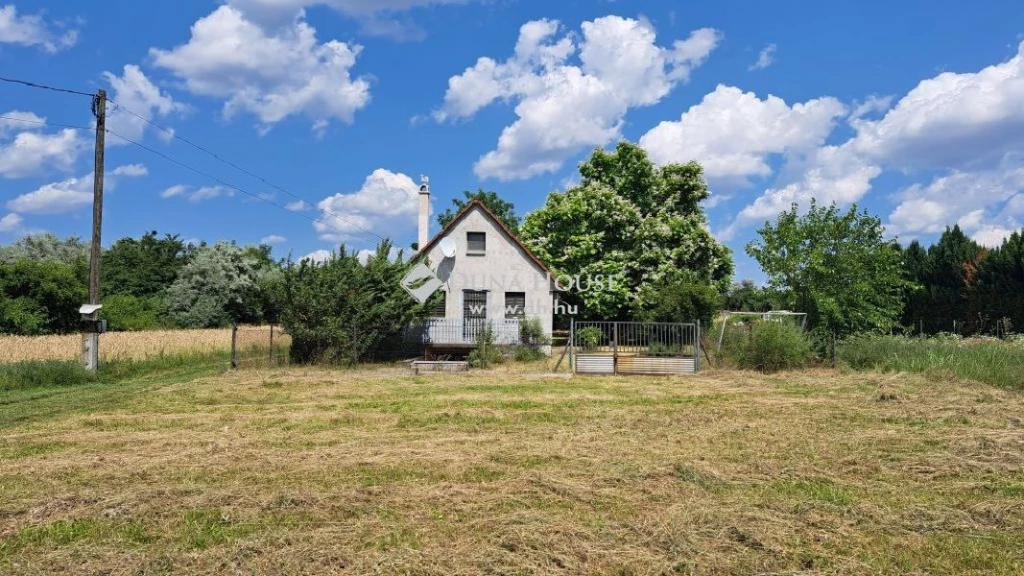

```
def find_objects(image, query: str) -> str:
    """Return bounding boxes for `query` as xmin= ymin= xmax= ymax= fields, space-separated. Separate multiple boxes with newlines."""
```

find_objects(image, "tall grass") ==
xmin=839 ymin=334 xmax=1024 ymax=390
xmin=0 ymin=353 xmax=232 ymax=392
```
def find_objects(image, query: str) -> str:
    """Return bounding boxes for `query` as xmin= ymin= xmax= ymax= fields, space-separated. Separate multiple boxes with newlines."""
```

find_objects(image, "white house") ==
xmin=416 ymin=181 xmax=554 ymax=352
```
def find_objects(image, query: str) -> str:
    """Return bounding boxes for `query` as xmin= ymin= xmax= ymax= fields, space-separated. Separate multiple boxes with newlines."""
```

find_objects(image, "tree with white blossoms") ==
xmin=521 ymin=142 xmax=733 ymax=320
xmin=165 ymin=242 xmax=271 ymax=328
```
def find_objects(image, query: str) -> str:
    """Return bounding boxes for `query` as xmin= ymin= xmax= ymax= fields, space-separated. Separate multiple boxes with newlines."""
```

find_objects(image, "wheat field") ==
xmin=0 ymin=327 xmax=285 ymax=364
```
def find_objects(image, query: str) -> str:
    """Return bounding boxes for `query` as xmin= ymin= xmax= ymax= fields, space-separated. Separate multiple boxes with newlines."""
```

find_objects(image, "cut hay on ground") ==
xmin=1 ymin=367 xmax=1022 ymax=574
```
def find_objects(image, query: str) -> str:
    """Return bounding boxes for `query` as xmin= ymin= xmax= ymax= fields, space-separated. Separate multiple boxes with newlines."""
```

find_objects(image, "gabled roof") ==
xmin=417 ymin=199 xmax=551 ymax=275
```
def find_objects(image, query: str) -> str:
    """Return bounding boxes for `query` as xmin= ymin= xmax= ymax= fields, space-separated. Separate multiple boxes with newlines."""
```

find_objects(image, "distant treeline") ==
xmin=0 ymin=232 xmax=281 ymax=335
xmin=724 ymin=225 xmax=1024 ymax=337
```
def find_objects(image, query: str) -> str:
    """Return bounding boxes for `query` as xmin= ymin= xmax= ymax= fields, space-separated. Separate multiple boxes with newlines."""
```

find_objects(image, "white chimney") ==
xmin=418 ymin=175 xmax=430 ymax=251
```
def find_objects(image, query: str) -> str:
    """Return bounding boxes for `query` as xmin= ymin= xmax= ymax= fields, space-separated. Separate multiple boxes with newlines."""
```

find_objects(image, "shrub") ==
xmin=576 ymin=326 xmax=602 ymax=351
xmin=102 ymin=295 xmax=167 ymax=331
xmin=280 ymin=242 xmax=424 ymax=365
xmin=514 ymin=346 xmax=546 ymax=362
xmin=519 ymin=317 xmax=550 ymax=347
xmin=735 ymin=321 xmax=811 ymax=373
xmin=468 ymin=326 xmax=503 ymax=368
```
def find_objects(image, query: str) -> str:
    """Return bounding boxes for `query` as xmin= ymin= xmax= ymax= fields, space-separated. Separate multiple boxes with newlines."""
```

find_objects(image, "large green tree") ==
xmin=747 ymin=201 xmax=912 ymax=338
xmin=103 ymin=232 xmax=191 ymax=299
xmin=0 ymin=260 xmax=87 ymax=335
xmin=521 ymin=142 xmax=733 ymax=320
xmin=437 ymin=189 xmax=520 ymax=235
xmin=164 ymin=242 xmax=273 ymax=328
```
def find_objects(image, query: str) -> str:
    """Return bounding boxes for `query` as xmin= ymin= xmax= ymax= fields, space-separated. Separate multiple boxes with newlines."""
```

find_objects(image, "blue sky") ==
xmin=2 ymin=0 xmax=1023 ymax=280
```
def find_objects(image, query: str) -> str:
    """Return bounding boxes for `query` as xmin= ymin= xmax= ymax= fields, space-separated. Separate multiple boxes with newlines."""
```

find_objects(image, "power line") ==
xmin=104 ymin=128 xmax=372 ymax=241
xmin=0 ymin=76 xmax=95 ymax=98
xmin=0 ymin=78 xmax=387 ymax=239
xmin=0 ymin=114 xmax=94 ymax=131
xmin=107 ymin=100 xmax=387 ymax=242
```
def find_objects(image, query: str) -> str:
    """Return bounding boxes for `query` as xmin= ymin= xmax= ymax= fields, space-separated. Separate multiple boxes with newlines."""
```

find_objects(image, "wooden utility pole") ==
xmin=82 ymin=89 xmax=106 ymax=372
xmin=89 ymin=89 xmax=106 ymax=304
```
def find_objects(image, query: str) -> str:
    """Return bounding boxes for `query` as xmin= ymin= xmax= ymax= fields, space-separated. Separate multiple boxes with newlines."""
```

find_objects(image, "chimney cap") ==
xmin=419 ymin=175 xmax=430 ymax=194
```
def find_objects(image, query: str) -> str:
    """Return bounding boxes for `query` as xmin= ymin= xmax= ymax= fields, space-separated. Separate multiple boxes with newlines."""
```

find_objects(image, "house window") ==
xmin=505 ymin=292 xmax=526 ymax=319
xmin=467 ymin=232 xmax=486 ymax=254
xmin=463 ymin=290 xmax=487 ymax=319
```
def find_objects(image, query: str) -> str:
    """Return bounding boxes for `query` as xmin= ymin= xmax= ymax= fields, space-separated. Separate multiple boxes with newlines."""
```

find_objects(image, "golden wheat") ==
xmin=0 ymin=327 xmax=288 ymax=363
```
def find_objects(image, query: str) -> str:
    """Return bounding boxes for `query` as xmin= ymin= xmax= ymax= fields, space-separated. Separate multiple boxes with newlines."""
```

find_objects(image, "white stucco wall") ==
xmin=421 ymin=205 xmax=554 ymax=336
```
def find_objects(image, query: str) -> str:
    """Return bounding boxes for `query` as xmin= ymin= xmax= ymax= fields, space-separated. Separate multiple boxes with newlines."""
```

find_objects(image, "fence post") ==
xmin=230 ymin=324 xmax=238 ymax=369
xmin=695 ymin=320 xmax=701 ymax=373
xmin=269 ymin=324 xmax=275 ymax=367
xmin=612 ymin=321 xmax=619 ymax=375
xmin=569 ymin=318 xmax=575 ymax=374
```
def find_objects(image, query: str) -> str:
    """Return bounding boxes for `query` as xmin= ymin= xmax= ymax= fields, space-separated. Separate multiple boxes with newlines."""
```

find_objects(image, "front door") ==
xmin=463 ymin=290 xmax=487 ymax=343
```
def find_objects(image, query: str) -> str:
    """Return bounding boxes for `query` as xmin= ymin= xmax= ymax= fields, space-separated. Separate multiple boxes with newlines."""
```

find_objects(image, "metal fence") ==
xmin=418 ymin=318 xmax=523 ymax=346
xmin=570 ymin=320 xmax=700 ymax=375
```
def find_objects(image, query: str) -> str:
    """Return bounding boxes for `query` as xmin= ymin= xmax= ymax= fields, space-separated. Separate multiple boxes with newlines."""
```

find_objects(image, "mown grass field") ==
xmin=1 ymin=365 xmax=1022 ymax=575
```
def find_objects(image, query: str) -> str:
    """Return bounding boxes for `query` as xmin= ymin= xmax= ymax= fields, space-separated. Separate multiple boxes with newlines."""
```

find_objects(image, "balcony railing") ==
xmin=421 ymin=318 xmax=522 ymax=346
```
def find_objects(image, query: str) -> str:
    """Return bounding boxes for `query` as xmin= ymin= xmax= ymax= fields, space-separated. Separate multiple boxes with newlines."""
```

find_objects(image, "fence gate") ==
xmin=571 ymin=321 xmax=700 ymax=375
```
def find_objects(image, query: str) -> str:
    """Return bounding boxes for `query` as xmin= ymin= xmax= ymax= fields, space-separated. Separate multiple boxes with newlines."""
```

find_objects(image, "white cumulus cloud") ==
xmin=150 ymin=5 xmax=371 ymax=132
xmin=5 ymin=164 xmax=148 ymax=215
xmin=639 ymin=85 xmax=846 ymax=186
xmin=260 ymin=234 xmax=287 ymax=245
xmin=748 ymin=43 xmax=776 ymax=71
xmin=104 ymin=65 xmax=186 ymax=144
xmin=0 ymin=212 xmax=22 ymax=232
xmin=723 ymin=41 xmax=1024 ymax=240
xmin=314 ymin=168 xmax=421 ymax=241
xmin=0 ymin=4 xmax=77 ymax=53
xmin=0 ymin=121 xmax=86 ymax=179
xmin=434 ymin=16 xmax=721 ymax=181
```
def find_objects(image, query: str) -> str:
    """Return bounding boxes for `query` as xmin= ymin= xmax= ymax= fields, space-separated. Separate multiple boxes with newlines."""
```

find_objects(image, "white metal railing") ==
xmin=423 ymin=318 xmax=522 ymax=346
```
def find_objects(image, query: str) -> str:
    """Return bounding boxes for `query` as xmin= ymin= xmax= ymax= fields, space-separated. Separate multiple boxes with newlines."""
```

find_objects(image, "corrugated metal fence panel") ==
xmin=617 ymin=356 xmax=695 ymax=375
xmin=576 ymin=355 xmax=615 ymax=374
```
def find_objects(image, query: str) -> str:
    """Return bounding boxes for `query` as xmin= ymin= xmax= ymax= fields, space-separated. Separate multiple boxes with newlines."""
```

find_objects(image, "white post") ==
xmin=82 ymin=333 xmax=99 ymax=372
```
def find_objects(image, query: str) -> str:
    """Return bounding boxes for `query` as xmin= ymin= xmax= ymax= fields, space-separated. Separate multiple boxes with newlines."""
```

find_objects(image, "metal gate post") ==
xmin=612 ymin=321 xmax=619 ymax=375
xmin=569 ymin=318 xmax=575 ymax=375
xmin=695 ymin=320 xmax=701 ymax=373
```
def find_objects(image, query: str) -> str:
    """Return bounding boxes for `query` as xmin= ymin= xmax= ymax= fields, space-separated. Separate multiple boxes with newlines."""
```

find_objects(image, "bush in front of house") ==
xmin=279 ymin=242 xmax=426 ymax=365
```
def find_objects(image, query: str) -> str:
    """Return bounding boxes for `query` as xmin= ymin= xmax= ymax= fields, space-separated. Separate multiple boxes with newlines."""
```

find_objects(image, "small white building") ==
xmin=416 ymin=182 xmax=555 ymax=351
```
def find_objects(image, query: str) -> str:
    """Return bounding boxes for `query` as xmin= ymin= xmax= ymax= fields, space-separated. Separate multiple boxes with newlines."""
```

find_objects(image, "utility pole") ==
xmin=82 ymin=89 xmax=106 ymax=372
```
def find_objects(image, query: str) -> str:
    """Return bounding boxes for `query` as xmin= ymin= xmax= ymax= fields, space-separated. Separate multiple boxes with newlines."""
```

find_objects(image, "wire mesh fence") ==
xmin=231 ymin=325 xmax=291 ymax=369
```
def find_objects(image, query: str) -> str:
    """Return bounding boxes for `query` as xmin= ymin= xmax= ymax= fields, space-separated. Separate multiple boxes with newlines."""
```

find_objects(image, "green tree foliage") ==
xmin=279 ymin=242 xmax=423 ymax=364
xmin=747 ymin=201 xmax=912 ymax=338
xmin=0 ymin=233 xmax=88 ymax=268
xmin=0 ymin=260 xmax=87 ymax=334
xmin=101 ymin=294 xmax=167 ymax=331
xmin=641 ymin=272 xmax=722 ymax=327
xmin=437 ymin=189 xmax=520 ymax=235
xmin=522 ymin=142 xmax=733 ymax=320
xmin=977 ymin=231 xmax=1024 ymax=331
xmin=724 ymin=280 xmax=780 ymax=312
xmin=901 ymin=227 xmax=1024 ymax=335
xmin=164 ymin=242 xmax=270 ymax=328
xmin=103 ymin=232 xmax=192 ymax=299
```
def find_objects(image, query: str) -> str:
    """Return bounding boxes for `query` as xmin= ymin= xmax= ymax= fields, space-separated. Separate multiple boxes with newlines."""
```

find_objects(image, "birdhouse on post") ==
xmin=80 ymin=304 xmax=106 ymax=372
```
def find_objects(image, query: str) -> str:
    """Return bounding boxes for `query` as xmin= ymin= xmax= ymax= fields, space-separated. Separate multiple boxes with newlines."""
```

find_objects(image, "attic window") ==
xmin=467 ymin=232 xmax=486 ymax=254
